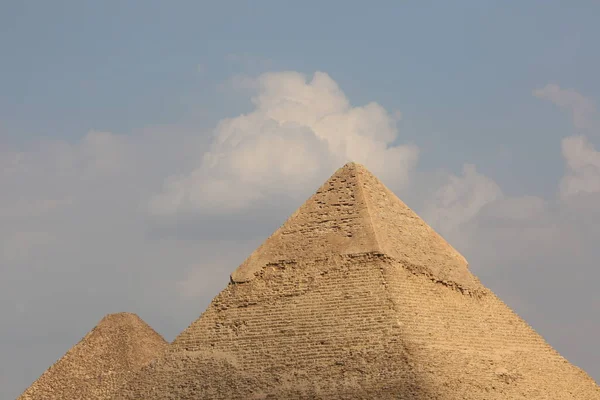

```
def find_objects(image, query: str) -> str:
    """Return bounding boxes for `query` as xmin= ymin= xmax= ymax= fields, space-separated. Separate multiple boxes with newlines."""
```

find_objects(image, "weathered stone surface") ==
xmin=114 ymin=163 xmax=598 ymax=398
xmin=17 ymin=312 xmax=167 ymax=400
xmin=231 ymin=162 xmax=477 ymax=292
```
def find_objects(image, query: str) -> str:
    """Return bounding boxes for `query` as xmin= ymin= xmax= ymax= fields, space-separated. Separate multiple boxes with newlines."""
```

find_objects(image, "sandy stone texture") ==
xmin=17 ymin=312 xmax=167 ymax=400
xmin=113 ymin=163 xmax=599 ymax=399
xmin=22 ymin=163 xmax=600 ymax=399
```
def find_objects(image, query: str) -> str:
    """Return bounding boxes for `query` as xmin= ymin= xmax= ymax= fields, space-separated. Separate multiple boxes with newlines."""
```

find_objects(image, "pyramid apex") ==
xmin=97 ymin=312 xmax=144 ymax=326
xmin=231 ymin=162 xmax=479 ymax=291
xmin=340 ymin=161 xmax=368 ymax=171
xmin=103 ymin=311 xmax=135 ymax=317
xmin=342 ymin=160 xmax=361 ymax=168
xmin=101 ymin=311 xmax=141 ymax=319
xmin=90 ymin=312 xmax=166 ymax=347
xmin=17 ymin=312 xmax=167 ymax=400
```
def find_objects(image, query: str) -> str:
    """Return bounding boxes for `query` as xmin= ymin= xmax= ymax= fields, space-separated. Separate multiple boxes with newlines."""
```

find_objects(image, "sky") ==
xmin=1 ymin=1 xmax=600 ymax=398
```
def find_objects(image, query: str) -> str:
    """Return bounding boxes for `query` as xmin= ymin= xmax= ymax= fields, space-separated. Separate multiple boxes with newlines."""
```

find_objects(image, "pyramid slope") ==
xmin=113 ymin=163 xmax=600 ymax=399
xmin=357 ymin=163 xmax=479 ymax=292
xmin=116 ymin=256 xmax=600 ymax=399
xmin=231 ymin=162 xmax=480 ymax=292
xmin=18 ymin=312 xmax=168 ymax=400
xmin=113 ymin=349 xmax=273 ymax=399
xmin=231 ymin=162 xmax=381 ymax=283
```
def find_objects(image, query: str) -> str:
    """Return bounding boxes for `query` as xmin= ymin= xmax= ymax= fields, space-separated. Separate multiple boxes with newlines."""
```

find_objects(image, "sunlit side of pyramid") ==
xmin=18 ymin=312 xmax=167 ymax=400
xmin=114 ymin=163 xmax=600 ymax=399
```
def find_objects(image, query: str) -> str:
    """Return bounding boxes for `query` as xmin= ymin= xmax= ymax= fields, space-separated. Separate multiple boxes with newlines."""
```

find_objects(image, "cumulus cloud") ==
xmin=425 ymin=84 xmax=600 ymax=256
xmin=0 ymin=71 xmax=423 ymax=398
xmin=415 ymin=84 xmax=600 ymax=381
xmin=149 ymin=71 xmax=418 ymax=215
xmin=422 ymin=164 xmax=503 ymax=248
xmin=533 ymin=83 xmax=597 ymax=130
xmin=560 ymin=135 xmax=600 ymax=198
xmin=4 ymin=73 xmax=600 ymax=398
xmin=531 ymin=84 xmax=600 ymax=197
xmin=420 ymin=159 xmax=554 ymax=259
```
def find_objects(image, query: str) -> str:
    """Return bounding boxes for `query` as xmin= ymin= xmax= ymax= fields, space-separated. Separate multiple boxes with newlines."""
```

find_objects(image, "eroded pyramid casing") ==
xmin=232 ymin=163 xmax=477 ymax=291
xmin=18 ymin=312 xmax=167 ymax=400
xmin=114 ymin=163 xmax=600 ymax=399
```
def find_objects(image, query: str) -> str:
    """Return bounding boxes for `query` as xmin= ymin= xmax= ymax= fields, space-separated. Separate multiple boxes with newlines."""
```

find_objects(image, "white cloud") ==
xmin=476 ymin=195 xmax=546 ymax=221
xmin=4 ymin=74 xmax=600 ymax=399
xmin=417 ymin=84 xmax=600 ymax=277
xmin=532 ymin=84 xmax=600 ymax=198
xmin=149 ymin=71 xmax=419 ymax=215
xmin=533 ymin=83 xmax=596 ymax=130
xmin=560 ymin=135 xmax=600 ymax=198
xmin=422 ymin=164 xmax=502 ymax=244
xmin=420 ymin=163 xmax=551 ymax=254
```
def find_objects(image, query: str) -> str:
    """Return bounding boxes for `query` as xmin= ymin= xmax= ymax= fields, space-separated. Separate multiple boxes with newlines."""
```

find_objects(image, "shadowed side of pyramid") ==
xmin=112 ymin=163 xmax=600 ymax=399
xmin=17 ymin=312 xmax=168 ymax=400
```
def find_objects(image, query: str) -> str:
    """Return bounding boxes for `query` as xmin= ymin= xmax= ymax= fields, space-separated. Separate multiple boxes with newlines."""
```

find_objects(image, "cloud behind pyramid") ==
xmin=148 ymin=71 xmax=418 ymax=215
xmin=3 ymin=72 xmax=600 ymax=398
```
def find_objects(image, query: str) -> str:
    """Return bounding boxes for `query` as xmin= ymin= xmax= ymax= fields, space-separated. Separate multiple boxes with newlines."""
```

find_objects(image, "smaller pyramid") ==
xmin=17 ymin=312 xmax=167 ymax=400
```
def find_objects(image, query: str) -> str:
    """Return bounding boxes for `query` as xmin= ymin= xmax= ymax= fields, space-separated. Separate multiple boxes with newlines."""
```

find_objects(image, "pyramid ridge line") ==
xmin=100 ymin=311 xmax=141 ymax=320
xmin=353 ymin=163 xmax=383 ymax=252
xmin=229 ymin=161 xmax=378 ymax=283
xmin=96 ymin=312 xmax=155 ymax=329
xmin=343 ymin=160 xmax=360 ymax=167
xmin=17 ymin=312 xmax=168 ymax=400
xmin=229 ymin=161 xmax=480 ymax=292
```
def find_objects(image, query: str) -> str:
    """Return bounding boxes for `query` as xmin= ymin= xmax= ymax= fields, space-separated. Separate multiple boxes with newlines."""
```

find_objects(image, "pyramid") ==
xmin=18 ymin=312 xmax=168 ymax=400
xmin=114 ymin=163 xmax=600 ymax=399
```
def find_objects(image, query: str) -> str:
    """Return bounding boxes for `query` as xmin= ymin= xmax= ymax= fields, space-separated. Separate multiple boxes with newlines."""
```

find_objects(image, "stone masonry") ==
xmin=17 ymin=312 xmax=167 ymax=400
xmin=112 ymin=162 xmax=600 ymax=399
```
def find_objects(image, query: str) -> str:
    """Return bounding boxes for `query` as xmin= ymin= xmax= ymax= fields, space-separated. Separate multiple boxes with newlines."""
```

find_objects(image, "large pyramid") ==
xmin=114 ymin=163 xmax=599 ymax=399
xmin=18 ymin=312 xmax=168 ymax=400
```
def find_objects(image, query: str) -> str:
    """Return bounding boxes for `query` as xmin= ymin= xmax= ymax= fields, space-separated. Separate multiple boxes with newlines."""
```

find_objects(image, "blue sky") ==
xmin=2 ymin=1 xmax=600 ymax=398
xmin=3 ymin=1 xmax=598 ymax=197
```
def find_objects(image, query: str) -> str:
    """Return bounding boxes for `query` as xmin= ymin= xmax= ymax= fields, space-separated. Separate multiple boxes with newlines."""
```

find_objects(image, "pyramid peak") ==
xmin=106 ymin=311 xmax=137 ymax=316
xmin=18 ymin=313 xmax=167 ymax=400
xmin=341 ymin=160 xmax=364 ymax=168
xmin=95 ymin=312 xmax=149 ymax=329
xmin=337 ymin=161 xmax=371 ymax=175
xmin=231 ymin=162 xmax=480 ymax=292
xmin=100 ymin=311 xmax=142 ymax=321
